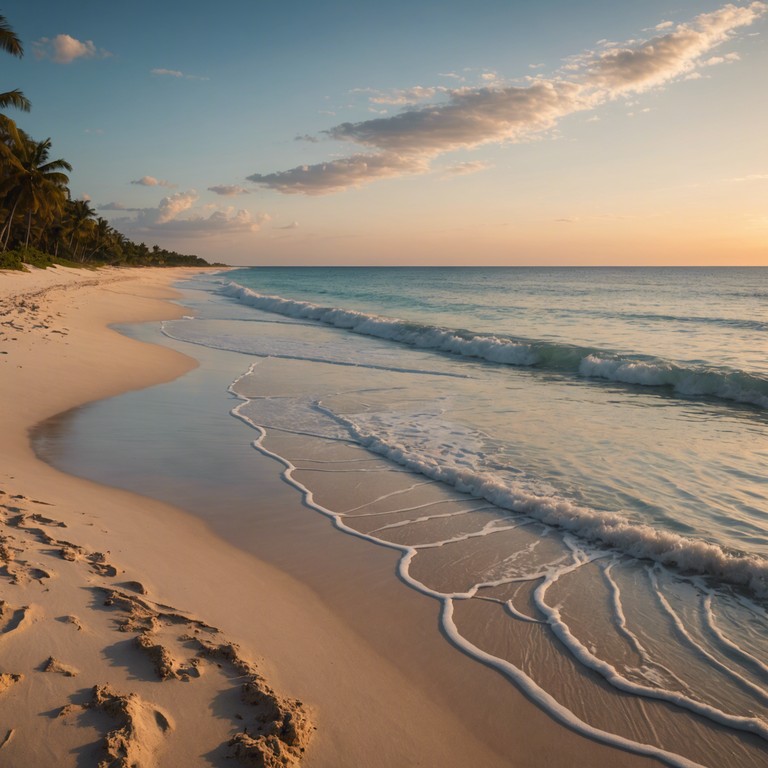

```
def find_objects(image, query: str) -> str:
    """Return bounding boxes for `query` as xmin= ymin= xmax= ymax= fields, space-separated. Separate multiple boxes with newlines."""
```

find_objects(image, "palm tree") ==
xmin=0 ymin=121 xmax=71 ymax=250
xmin=63 ymin=198 xmax=97 ymax=259
xmin=0 ymin=15 xmax=30 ymax=113
xmin=83 ymin=216 xmax=124 ymax=262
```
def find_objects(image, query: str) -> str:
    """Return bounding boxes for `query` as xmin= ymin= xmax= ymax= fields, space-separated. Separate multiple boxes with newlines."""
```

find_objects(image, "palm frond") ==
xmin=0 ymin=89 xmax=31 ymax=112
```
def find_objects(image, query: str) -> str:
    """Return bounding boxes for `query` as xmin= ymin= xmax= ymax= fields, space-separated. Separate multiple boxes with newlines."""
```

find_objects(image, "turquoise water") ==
xmin=159 ymin=267 xmax=767 ymax=767
xmin=210 ymin=267 xmax=768 ymax=567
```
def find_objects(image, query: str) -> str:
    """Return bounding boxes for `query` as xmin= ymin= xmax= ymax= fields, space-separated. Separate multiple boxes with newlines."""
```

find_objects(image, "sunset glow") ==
xmin=8 ymin=1 xmax=767 ymax=265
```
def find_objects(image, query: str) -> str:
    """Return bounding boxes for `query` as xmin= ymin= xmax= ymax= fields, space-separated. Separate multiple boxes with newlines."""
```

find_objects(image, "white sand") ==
xmin=0 ymin=265 xmax=659 ymax=767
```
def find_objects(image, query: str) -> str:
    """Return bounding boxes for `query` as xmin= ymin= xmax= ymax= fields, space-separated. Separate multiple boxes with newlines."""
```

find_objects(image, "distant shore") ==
xmin=0 ymin=265 xmax=658 ymax=767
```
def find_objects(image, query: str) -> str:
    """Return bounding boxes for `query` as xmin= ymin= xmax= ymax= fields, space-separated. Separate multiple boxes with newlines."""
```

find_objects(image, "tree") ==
xmin=0 ymin=15 xmax=30 ymax=113
xmin=0 ymin=121 xmax=71 ymax=250
xmin=62 ymin=197 xmax=97 ymax=259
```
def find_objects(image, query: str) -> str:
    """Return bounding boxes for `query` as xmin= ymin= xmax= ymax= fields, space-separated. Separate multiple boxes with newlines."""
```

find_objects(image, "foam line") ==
xmin=532 ymin=551 xmax=768 ymax=740
xmin=649 ymin=571 xmax=768 ymax=706
xmin=411 ymin=520 xmax=522 ymax=551
xmin=440 ymin=600 xmax=708 ymax=768
xmin=504 ymin=599 xmax=546 ymax=624
xmin=602 ymin=562 xmax=692 ymax=693
xmin=350 ymin=498 xmax=486 ymax=519
xmin=702 ymin=593 xmax=768 ymax=678
xmin=342 ymin=481 xmax=438 ymax=514
xmin=369 ymin=506 xmax=493 ymax=533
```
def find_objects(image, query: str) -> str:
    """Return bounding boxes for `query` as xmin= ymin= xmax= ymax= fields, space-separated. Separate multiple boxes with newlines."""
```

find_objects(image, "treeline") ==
xmin=0 ymin=15 xmax=221 ymax=271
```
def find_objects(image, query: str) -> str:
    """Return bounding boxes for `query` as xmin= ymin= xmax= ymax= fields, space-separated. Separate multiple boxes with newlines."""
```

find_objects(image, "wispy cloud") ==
xmin=248 ymin=154 xmax=430 ymax=195
xmin=441 ymin=160 xmax=492 ymax=177
xmin=208 ymin=184 xmax=251 ymax=196
xmin=274 ymin=221 xmax=300 ymax=230
xmin=130 ymin=176 xmax=176 ymax=188
xmin=96 ymin=202 xmax=143 ymax=212
xmin=151 ymin=68 xmax=183 ymax=78
xmin=248 ymin=2 xmax=765 ymax=195
xmin=728 ymin=173 xmax=768 ymax=181
xmin=32 ymin=34 xmax=111 ymax=63
xmin=150 ymin=68 xmax=209 ymax=81
xmin=354 ymin=86 xmax=448 ymax=106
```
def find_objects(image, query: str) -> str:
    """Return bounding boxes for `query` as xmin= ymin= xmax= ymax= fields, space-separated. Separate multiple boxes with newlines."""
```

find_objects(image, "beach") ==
xmin=0 ymin=265 xmax=678 ymax=768
xmin=3 ymin=1 xmax=765 ymax=764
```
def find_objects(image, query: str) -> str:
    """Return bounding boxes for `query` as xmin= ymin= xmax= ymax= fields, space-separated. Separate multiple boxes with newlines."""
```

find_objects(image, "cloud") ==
xmin=248 ymin=2 xmax=766 ymax=195
xmin=208 ymin=184 xmax=251 ymax=196
xmin=247 ymin=153 xmax=430 ymax=195
xmin=150 ymin=68 xmax=209 ymax=81
xmin=274 ymin=221 xmax=300 ymax=230
xmin=130 ymin=175 xmax=176 ymax=188
xmin=441 ymin=160 xmax=492 ymax=177
xmin=33 ymin=34 xmax=110 ymax=63
xmin=358 ymin=86 xmax=447 ymax=106
xmin=729 ymin=173 xmax=768 ymax=181
xmin=581 ymin=3 xmax=762 ymax=93
xmin=703 ymin=51 xmax=741 ymax=65
xmin=96 ymin=202 xmax=143 ymax=212
xmin=323 ymin=80 xmax=583 ymax=155
xmin=118 ymin=190 xmax=270 ymax=236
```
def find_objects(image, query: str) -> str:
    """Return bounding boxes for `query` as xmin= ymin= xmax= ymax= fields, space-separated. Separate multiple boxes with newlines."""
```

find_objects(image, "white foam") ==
xmin=222 ymin=281 xmax=768 ymax=410
xmin=701 ymin=593 xmax=768 ymax=678
xmin=327 ymin=407 xmax=768 ymax=599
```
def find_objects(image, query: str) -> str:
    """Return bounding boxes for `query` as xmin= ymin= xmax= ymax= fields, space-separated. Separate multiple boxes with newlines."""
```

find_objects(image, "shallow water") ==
xmin=43 ymin=268 xmax=768 ymax=766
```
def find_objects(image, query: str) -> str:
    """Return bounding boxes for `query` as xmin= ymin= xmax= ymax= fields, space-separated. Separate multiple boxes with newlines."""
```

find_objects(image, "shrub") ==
xmin=0 ymin=250 xmax=25 ymax=271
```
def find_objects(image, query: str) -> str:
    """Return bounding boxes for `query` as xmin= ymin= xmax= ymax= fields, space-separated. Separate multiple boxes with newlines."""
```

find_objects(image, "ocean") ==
xmin=51 ymin=267 xmax=768 ymax=766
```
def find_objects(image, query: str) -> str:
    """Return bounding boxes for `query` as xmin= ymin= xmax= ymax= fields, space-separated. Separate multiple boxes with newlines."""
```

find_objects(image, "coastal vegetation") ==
xmin=0 ymin=14 xmax=218 ymax=271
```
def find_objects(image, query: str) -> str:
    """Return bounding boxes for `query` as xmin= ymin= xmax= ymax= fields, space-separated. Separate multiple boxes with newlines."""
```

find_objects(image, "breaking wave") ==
xmin=222 ymin=282 xmax=768 ymax=410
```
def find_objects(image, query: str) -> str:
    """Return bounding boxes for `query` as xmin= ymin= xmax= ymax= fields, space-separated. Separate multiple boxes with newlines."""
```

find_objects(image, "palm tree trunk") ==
xmin=24 ymin=208 xmax=32 ymax=248
xmin=0 ymin=196 xmax=20 ymax=250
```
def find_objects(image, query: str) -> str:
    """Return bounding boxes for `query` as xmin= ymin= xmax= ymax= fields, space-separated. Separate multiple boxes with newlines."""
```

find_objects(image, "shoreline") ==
xmin=0 ymin=266 xmax=660 ymax=766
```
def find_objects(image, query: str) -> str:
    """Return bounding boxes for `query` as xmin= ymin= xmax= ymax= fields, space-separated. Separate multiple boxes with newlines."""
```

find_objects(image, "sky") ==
xmin=4 ymin=1 xmax=767 ymax=265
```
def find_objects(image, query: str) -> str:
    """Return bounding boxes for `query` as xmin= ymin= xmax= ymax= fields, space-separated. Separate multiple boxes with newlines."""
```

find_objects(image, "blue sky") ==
xmin=4 ymin=1 xmax=767 ymax=264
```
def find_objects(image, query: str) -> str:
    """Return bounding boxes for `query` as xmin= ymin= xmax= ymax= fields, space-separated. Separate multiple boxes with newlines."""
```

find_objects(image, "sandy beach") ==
xmin=0 ymin=265 xmax=667 ymax=767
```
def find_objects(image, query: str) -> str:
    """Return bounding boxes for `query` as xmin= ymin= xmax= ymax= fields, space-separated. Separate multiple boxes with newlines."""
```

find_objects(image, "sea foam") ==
xmin=322 ymin=406 xmax=768 ymax=599
xmin=222 ymin=282 xmax=768 ymax=409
